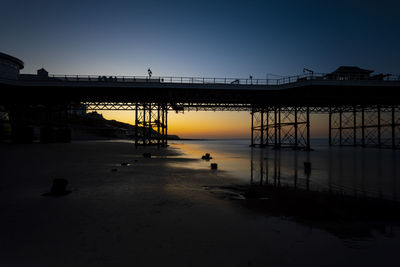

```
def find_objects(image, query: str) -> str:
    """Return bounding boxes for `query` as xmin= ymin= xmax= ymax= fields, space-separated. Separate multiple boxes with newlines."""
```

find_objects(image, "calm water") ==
xmin=169 ymin=139 xmax=400 ymax=201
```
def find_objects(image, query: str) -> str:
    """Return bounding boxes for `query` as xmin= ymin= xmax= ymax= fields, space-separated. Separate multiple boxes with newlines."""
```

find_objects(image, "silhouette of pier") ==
xmin=1 ymin=52 xmax=400 ymax=149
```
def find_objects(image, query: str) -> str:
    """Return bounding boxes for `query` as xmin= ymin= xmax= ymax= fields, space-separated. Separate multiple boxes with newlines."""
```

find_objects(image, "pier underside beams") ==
xmin=134 ymin=103 xmax=168 ymax=147
xmin=329 ymin=105 xmax=400 ymax=149
xmin=251 ymin=106 xmax=310 ymax=150
xmin=82 ymin=102 xmax=399 ymax=150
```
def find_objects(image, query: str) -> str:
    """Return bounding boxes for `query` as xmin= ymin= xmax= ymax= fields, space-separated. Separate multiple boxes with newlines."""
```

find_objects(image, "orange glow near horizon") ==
xmin=168 ymin=111 xmax=250 ymax=138
xmin=98 ymin=110 xmax=250 ymax=138
xmin=98 ymin=110 xmax=329 ymax=139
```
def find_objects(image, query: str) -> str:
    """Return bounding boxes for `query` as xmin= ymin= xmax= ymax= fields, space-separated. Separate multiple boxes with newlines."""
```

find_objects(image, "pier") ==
xmin=1 ymin=52 xmax=400 ymax=149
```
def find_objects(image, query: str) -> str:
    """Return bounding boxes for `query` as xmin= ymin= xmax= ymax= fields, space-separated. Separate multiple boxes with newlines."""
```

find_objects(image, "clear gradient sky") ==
xmin=1 ymin=0 xmax=399 ymax=138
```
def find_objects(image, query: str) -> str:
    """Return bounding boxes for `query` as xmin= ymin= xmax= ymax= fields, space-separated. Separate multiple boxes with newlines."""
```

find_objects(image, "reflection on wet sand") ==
xmin=250 ymin=147 xmax=398 ymax=201
xmin=251 ymin=148 xmax=313 ymax=192
xmin=215 ymin=148 xmax=400 ymax=239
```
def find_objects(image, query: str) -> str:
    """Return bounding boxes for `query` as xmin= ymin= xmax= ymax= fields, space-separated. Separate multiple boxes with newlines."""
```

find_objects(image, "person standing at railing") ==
xmin=148 ymin=68 xmax=152 ymax=78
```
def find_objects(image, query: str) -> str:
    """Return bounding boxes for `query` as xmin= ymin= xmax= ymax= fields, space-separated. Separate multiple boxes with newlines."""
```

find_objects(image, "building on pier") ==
xmin=0 ymin=52 xmax=24 ymax=80
xmin=326 ymin=66 xmax=374 ymax=80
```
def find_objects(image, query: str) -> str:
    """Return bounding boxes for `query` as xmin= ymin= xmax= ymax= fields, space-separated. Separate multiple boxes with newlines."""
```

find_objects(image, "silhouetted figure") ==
xmin=148 ymin=68 xmax=152 ymax=78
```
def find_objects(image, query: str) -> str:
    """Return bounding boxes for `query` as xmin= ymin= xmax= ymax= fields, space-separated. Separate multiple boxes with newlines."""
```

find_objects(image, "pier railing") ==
xmin=44 ymin=73 xmax=400 ymax=86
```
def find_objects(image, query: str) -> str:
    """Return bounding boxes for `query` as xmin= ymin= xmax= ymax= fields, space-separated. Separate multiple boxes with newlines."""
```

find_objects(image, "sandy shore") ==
xmin=1 ymin=141 xmax=399 ymax=266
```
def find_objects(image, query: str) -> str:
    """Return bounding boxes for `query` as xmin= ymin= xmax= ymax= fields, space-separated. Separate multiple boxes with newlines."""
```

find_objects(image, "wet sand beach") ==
xmin=1 ymin=141 xmax=400 ymax=267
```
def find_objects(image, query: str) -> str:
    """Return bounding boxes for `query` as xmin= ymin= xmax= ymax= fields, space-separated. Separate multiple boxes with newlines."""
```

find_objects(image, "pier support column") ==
xmin=135 ymin=103 xmax=139 ymax=147
xmin=274 ymin=107 xmax=278 ymax=149
xmin=377 ymin=105 xmax=381 ymax=147
xmin=362 ymin=106 xmax=365 ymax=147
xmin=392 ymin=105 xmax=396 ymax=149
xmin=329 ymin=105 xmax=399 ymax=149
xmin=294 ymin=106 xmax=298 ymax=149
xmin=278 ymin=107 xmax=281 ymax=148
xmin=329 ymin=107 xmax=332 ymax=146
xmin=250 ymin=106 xmax=311 ymax=150
xmin=149 ymin=104 xmax=152 ymax=145
xmin=339 ymin=108 xmax=342 ymax=146
xmin=165 ymin=106 xmax=168 ymax=146
xmin=266 ymin=109 xmax=269 ymax=146
xmin=142 ymin=104 xmax=147 ymax=145
xmin=157 ymin=104 xmax=161 ymax=147
xmin=134 ymin=103 xmax=168 ymax=147
xmin=260 ymin=108 xmax=264 ymax=147
xmin=353 ymin=106 xmax=357 ymax=146
xmin=306 ymin=106 xmax=310 ymax=151
xmin=250 ymin=110 xmax=254 ymax=147
xmin=162 ymin=104 xmax=167 ymax=147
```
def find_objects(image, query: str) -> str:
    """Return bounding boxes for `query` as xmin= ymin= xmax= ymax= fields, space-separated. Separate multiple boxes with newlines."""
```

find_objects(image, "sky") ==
xmin=1 ymin=0 xmax=399 ymax=138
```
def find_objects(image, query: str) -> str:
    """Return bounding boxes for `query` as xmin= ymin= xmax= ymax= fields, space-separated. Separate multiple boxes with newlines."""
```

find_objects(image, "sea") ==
xmin=169 ymin=138 xmax=400 ymax=202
